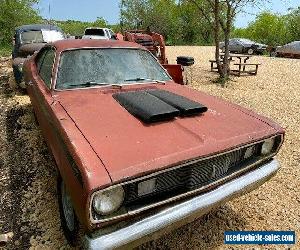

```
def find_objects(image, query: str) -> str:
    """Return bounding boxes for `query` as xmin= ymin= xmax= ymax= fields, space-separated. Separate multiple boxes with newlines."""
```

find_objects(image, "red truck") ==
xmin=23 ymin=39 xmax=284 ymax=249
xmin=121 ymin=29 xmax=168 ymax=64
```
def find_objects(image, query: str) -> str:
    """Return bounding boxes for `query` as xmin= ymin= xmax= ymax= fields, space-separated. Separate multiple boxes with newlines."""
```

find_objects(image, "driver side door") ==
xmin=26 ymin=47 xmax=58 ymax=150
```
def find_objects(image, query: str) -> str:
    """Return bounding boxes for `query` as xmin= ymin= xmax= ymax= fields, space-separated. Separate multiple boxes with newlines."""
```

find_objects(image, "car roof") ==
xmin=288 ymin=41 xmax=300 ymax=44
xmin=85 ymin=27 xmax=108 ymax=30
xmin=16 ymin=24 xmax=62 ymax=32
xmin=50 ymin=39 xmax=144 ymax=52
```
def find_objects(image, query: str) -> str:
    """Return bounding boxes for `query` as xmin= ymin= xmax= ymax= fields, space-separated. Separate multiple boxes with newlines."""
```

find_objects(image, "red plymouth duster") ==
xmin=23 ymin=39 xmax=284 ymax=249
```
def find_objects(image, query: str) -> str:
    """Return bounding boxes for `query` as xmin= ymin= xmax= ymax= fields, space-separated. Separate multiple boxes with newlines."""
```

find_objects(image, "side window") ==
xmin=39 ymin=49 xmax=56 ymax=88
xmin=36 ymin=50 xmax=48 ymax=72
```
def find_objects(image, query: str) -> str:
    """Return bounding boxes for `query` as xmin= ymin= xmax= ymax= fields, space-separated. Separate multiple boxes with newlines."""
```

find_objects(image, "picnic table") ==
xmin=210 ymin=53 xmax=260 ymax=76
xmin=220 ymin=53 xmax=252 ymax=65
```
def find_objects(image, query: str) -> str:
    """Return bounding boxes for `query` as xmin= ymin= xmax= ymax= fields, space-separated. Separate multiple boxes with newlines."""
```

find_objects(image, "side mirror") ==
xmin=176 ymin=56 xmax=195 ymax=66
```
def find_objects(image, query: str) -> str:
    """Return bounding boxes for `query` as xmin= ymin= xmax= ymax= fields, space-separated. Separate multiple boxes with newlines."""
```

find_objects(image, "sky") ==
xmin=36 ymin=0 xmax=299 ymax=28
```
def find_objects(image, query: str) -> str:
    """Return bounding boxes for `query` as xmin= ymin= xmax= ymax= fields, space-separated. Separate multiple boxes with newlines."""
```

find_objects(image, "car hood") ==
xmin=256 ymin=43 xmax=267 ymax=48
xmin=54 ymin=83 xmax=278 ymax=183
xmin=243 ymin=42 xmax=266 ymax=48
xmin=82 ymin=35 xmax=108 ymax=40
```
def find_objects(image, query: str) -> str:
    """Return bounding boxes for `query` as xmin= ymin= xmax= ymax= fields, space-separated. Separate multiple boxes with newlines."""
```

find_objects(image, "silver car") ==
xmin=220 ymin=38 xmax=267 ymax=55
xmin=273 ymin=41 xmax=300 ymax=58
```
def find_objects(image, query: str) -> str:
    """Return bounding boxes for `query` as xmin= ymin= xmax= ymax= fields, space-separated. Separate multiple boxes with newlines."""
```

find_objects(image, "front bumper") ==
xmin=84 ymin=159 xmax=279 ymax=250
xmin=256 ymin=47 xmax=267 ymax=53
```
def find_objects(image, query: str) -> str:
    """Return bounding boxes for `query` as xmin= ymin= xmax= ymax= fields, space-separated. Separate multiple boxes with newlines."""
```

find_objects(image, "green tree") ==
xmin=232 ymin=7 xmax=300 ymax=46
xmin=177 ymin=0 xmax=214 ymax=45
xmin=246 ymin=12 xmax=288 ymax=46
xmin=0 ymin=0 xmax=42 ymax=44
xmin=120 ymin=0 xmax=181 ymax=44
xmin=286 ymin=7 xmax=300 ymax=42
xmin=56 ymin=17 xmax=107 ymax=36
xmin=187 ymin=0 xmax=265 ymax=83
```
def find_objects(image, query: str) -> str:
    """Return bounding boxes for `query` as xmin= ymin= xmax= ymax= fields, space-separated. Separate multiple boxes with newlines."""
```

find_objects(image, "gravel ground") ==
xmin=0 ymin=47 xmax=299 ymax=250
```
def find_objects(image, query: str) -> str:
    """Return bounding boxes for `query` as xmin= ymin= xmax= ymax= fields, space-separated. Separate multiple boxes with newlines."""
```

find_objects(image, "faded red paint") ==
xmin=23 ymin=39 xmax=284 ymax=231
xmin=162 ymin=64 xmax=184 ymax=84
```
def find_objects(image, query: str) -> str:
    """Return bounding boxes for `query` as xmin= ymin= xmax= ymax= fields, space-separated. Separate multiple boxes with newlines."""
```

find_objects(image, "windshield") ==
xmin=238 ymin=38 xmax=255 ymax=44
xmin=85 ymin=29 xmax=105 ymax=36
xmin=286 ymin=41 xmax=300 ymax=48
xmin=56 ymin=48 xmax=171 ymax=90
xmin=20 ymin=29 xmax=64 ymax=44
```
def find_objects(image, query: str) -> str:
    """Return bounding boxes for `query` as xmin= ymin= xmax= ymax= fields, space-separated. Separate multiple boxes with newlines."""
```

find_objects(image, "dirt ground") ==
xmin=0 ymin=47 xmax=299 ymax=250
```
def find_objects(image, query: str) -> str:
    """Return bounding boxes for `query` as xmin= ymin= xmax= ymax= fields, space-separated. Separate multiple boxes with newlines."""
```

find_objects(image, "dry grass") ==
xmin=0 ymin=47 xmax=299 ymax=249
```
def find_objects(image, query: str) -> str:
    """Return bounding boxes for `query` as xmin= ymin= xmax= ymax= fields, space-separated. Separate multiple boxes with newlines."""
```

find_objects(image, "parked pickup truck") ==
xmin=23 ymin=39 xmax=284 ymax=249
xmin=82 ymin=27 xmax=116 ymax=40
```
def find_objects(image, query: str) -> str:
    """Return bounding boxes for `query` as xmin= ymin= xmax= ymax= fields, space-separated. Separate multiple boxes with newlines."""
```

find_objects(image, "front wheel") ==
xmin=12 ymin=65 xmax=23 ymax=85
xmin=270 ymin=51 xmax=277 ymax=57
xmin=247 ymin=48 xmax=254 ymax=55
xmin=57 ymin=176 xmax=80 ymax=246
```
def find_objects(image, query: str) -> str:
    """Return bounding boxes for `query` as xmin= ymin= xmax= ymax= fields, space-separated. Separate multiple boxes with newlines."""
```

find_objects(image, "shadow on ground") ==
xmin=2 ymin=102 xmax=59 ymax=249
xmin=139 ymin=205 xmax=247 ymax=250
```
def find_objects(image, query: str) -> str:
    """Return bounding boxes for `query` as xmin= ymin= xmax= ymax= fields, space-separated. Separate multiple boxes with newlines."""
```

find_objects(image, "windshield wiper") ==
xmin=69 ymin=81 xmax=122 ymax=88
xmin=124 ymin=78 xmax=165 ymax=84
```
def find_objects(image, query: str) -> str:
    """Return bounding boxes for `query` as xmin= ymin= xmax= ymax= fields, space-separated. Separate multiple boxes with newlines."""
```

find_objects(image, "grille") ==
xmin=123 ymin=144 xmax=261 ymax=208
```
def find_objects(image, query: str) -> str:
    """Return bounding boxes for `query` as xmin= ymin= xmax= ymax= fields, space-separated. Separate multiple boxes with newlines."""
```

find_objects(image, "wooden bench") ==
xmin=209 ymin=58 xmax=234 ymax=72
xmin=209 ymin=60 xmax=218 ymax=71
xmin=232 ymin=63 xmax=261 ymax=76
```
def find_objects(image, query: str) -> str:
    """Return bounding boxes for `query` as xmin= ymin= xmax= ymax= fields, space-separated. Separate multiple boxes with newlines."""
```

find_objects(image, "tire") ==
xmin=270 ymin=51 xmax=277 ymax=57
xmin=247 ymin=48 xmax=254 ymax=55
xmin=12 ymin=65 xmax=23 ymax=85
xmin=57 ymin=176 xmax=80 ymax=246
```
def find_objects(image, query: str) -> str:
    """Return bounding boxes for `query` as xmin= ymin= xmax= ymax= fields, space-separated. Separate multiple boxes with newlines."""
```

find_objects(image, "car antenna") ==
xmin=48 ymin=0 xmax=52 ymax=30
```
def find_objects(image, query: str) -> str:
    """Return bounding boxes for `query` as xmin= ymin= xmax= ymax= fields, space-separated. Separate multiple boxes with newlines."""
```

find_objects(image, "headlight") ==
xmin=92 ymin=186 xmax=124 ymax=215
xmin=261 ymin=138 xmax=275 ymax=155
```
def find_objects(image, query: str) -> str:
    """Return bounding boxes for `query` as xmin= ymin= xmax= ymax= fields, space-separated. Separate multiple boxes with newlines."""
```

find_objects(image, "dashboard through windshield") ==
xmin=55 ymin=48 xmax=171 ymax=90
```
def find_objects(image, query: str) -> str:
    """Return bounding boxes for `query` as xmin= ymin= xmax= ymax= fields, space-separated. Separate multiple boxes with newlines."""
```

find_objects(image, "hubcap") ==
xmin=61 ymin=182 xmax=75 ymax=231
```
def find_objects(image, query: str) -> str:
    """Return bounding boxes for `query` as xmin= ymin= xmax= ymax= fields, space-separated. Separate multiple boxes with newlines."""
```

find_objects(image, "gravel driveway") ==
xmin=0 ymin=47 xmax=299 ymax=249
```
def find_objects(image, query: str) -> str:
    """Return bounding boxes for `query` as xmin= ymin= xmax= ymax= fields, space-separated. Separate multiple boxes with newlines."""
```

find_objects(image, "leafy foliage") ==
xmin=0 ymin=0 xmax=42 ymax=44
xmin=55 ymin=17 xmax=107 ymax=36
xmin=0 ymin=0 xmax=299 ymax=49
xmin=120 ymin=0 xmax=215 ymax=45
xmin=0 ymin=44 xmax=12 ymax=57
xmin=286 ymin=7 xmax=300 ymax=42
xmin=232 ymin=8 xmax=300 ymax=46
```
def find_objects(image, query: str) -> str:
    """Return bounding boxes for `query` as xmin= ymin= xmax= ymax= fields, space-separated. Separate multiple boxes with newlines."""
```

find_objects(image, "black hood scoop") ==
xmin=147 ymin=89 xmax=208 ymax=116
xmin=113 ymin=90 xmax=207 ymax=123
xmin=113 ymin=91 xmax=180 ymax=123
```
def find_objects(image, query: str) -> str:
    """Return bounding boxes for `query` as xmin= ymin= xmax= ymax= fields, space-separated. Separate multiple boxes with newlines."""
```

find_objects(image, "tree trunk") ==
xmin=222 ymin=2 xmax=232 ymax=79
xmin=213 ymin=0 xmax=225 ymax=78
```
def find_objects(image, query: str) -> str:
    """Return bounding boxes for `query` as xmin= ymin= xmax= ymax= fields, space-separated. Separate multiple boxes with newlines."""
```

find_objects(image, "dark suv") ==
xmin=12 ymin=24 xmax=65 ymax=86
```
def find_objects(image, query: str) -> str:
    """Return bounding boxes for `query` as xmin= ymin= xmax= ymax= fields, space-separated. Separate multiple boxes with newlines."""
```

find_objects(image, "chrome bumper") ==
xmin=84 ymin=159 xmax=279 ymax=250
